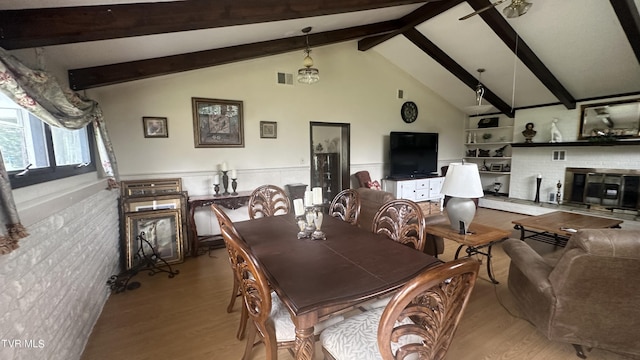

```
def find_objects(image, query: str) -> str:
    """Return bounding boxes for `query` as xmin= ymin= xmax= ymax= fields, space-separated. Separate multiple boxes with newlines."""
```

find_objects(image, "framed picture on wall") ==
xmin=142 ymin=116 xmax=168 ymax=138
xmin=260 ymin=121 xmax=277 ymax=139
xmin=191 ymin=97 xmax=244 ymax=147
xmin=124 ymin=209 xmax=184 ymax=270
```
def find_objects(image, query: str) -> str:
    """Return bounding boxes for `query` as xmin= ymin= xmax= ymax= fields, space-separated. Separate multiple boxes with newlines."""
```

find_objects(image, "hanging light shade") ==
xmin=463 ymin=68 xmax=493 ymax=115
xmin=298 ymin=27 xmax=319 ymax=84
xmin=503 ymin=0 xmax=532 ymax=18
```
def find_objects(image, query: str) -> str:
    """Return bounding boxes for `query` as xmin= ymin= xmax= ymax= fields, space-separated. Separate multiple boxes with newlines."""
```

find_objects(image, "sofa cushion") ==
xmin=365 ymin=180 xmax=382 ymax=190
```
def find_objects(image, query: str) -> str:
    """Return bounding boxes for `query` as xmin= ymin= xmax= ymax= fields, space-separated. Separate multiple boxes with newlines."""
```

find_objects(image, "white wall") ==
xmin=508 ymin=95 xmax=640 ymax=201
xmin=87 ymin=41 xmax=466 ymax=234
xmin=0 ymin=188 xmax=120 ymax=360
xmin=88 ymin=41 xmax=465 ymax=184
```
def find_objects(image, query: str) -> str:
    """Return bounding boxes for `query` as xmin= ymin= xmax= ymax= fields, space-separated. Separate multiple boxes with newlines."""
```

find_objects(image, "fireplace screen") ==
xmin=566 ymin=168 xmax=640 ymax=210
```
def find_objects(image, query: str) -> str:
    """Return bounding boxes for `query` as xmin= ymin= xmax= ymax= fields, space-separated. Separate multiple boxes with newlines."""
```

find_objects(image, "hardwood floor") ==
xmin=80 ymin=208 xmax=634 ymax=360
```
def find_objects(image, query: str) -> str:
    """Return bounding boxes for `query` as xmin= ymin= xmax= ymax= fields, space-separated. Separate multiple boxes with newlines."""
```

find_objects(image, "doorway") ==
xmin=309 ymin=122 xmax=350 ymax=206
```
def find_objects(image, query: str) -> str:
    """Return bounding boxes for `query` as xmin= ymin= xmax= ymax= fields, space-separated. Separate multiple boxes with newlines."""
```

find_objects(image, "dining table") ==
xmin=233 ymin=213 xmax=441 ymax=360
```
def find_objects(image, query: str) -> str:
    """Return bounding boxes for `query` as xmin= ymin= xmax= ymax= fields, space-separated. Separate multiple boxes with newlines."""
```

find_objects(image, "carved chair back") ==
xmin=212 ymin=204 xmax=249 ymax=339
xmin=248 ymin=185 xmax=291 ymax=219
xmin=220 ymin=226 xmax=279 ymax=360
xmin=372 ymin=199 xmax=426 ymax=252
xmin=329 ymin=189 xmax=361 ymax=225
xmin=377 ymin=258 xmax=480 ymax=360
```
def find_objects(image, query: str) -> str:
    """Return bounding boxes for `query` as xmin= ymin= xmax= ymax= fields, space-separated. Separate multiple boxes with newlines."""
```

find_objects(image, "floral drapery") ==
xmin=0 ymin=47 xmax=120 ymax=255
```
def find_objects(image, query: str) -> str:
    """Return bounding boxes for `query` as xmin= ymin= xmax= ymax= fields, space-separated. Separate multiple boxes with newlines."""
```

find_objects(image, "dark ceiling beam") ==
xmin=68 ymin=21 xmax=399 ymax=90
xmin=0 ymin=0 xmax=430 ymax=49
xmin=358 ymin=0 xmax=464 ymax=51
xmin=610 ymin=0 xmax=640 ymax=65
xmin=403 ymin=28 xmax=515 ymax=118
xmin=467 ymin=0 xmax=576 ymax=110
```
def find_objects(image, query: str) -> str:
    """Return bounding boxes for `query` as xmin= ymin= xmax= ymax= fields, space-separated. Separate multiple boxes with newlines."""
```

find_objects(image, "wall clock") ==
xmin=401 ymin=101 xmax=418 ymax=123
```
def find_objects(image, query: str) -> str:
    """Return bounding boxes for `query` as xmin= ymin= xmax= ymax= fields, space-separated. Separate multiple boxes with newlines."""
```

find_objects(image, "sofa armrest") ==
xmin=502 ymin=239 xmax=554 ymax=290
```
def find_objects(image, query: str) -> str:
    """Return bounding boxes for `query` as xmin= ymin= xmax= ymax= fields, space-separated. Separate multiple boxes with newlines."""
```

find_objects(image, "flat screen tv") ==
xmin=389 ymin=132 xmax=438 ymax=179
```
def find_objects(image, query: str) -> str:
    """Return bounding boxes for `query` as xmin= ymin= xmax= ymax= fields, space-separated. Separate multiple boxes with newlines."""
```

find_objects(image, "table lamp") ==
xmin=440 ymin=162 xmax=484 ymax=233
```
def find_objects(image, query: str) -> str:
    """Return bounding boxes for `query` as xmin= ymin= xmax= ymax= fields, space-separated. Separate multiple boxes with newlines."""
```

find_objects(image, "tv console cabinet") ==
xmin=382 ymin=177 xmax=444 ymax=208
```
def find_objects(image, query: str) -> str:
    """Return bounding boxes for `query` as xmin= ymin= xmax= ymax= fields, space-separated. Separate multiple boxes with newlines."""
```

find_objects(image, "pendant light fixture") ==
xmin=503 ymin=0 xmax=532 ymax=18
xmin=297 ymin=27 xmax=319 ymax=84
xmin=463 ymin=68 xmax=493 ymax=115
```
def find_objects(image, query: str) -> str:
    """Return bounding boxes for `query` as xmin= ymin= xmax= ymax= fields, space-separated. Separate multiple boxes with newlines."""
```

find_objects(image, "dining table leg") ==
xmin=294 ymin=327 xmax=315 ymax=360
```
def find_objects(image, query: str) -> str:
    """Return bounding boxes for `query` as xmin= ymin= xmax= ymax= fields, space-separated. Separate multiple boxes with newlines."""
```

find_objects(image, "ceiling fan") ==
xmin=459 ymin=0 xmax=533 ymax=21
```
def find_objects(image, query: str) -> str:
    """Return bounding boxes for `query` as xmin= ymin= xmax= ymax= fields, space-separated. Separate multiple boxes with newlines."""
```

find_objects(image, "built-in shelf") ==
xmin=465 ymin=141 xmax=511 ymax=146
xmin=465 ymin=126 xmax=513 ymax=132
xmin=463 ymin=117 xmax=514 ymax=196
xmin=479 ymin=171 xmax=511 ymax=175
xmin=464 ymin=156 xmax=512 ymax=160
xmin=512 ymin=140 xmax=640 ymax=147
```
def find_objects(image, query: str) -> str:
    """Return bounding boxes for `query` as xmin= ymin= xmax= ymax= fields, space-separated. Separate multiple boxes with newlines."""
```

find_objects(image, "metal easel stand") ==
xmin=107 ymin=232 xmax=180 ymax=293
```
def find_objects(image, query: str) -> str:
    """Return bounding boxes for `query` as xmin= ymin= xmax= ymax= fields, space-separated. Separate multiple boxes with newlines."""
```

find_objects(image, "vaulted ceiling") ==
xmin=1 ymin=0 xmax=639 ymax=118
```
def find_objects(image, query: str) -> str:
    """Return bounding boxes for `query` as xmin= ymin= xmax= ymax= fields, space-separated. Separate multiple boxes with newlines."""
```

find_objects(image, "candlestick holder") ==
xmin=231 ymin=178 xmax=238 ymax=195
xmin=213 ymin=183 xmax=220 ymax=197
xmin=311 ymin=209 xmax=326 ymax=240
xmin=304 ymin=207 xmax=316 ymax=236
xmin=534 ymin=177 xmax=542 ymax=203
xmin=556 ymin=181 xmax=562 ymax=205
xmin=222 ymin=171 xmax=230 ymax=195
xmin=296 ymin=218 xmax=308 ymax=239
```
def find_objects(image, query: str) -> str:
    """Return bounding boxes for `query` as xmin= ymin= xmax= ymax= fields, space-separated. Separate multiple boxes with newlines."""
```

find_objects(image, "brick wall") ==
xmin=510 ymin=146 xmax=640 ymax=202
xmin=0 ymin=189 xmax=120 ymax=360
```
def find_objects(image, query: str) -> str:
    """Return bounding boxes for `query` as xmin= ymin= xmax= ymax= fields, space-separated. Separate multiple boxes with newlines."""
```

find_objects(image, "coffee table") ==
xmin=426 ymin=222 xmax=510 ymax=284
xmin=512 ymin=211 xmax=623 ymax=247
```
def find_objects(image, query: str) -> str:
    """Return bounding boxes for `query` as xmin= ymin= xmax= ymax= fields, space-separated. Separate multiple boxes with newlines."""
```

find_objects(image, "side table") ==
xmin=188 ymin=191 xmax=252 ymax=256
xmin=425 ymin=222 xmax=510 ymax=284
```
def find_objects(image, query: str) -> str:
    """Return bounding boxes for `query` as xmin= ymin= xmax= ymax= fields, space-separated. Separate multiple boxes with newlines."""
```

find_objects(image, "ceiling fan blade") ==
xmin=459 ymin=0 xmax=508 ymax=20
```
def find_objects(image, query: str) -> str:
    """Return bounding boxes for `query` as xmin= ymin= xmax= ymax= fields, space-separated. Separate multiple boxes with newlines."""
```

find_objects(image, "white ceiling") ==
xmin=2 ymin=0 xmax=639 ymax=115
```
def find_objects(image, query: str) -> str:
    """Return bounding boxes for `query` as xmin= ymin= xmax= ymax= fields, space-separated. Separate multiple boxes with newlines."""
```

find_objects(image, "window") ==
xmin=0 ymin=93 xmax=96 ymax=188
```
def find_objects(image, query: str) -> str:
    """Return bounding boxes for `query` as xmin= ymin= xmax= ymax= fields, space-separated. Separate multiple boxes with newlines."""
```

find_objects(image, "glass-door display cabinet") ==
xmin=310 ymin=122 xmax=350 ymax=209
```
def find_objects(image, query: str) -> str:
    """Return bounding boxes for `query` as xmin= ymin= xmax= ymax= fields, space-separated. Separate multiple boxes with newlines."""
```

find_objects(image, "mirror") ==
xmin=309 ymin=122 xmax=350 ymax=208
xmin=579 ymin=98 xmax=640 ymax=139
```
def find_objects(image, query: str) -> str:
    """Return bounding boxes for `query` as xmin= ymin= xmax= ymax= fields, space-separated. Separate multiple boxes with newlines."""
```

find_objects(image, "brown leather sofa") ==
xmin=354 ymin=187 xmax=394 ymax=232
xmin=503 ymin=229 xmax=640 ymax=359
xmin=354 ymin=187 xmax=445 ymax=256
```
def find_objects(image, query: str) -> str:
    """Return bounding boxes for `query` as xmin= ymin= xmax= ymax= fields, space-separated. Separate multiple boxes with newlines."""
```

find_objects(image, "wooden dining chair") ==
xmin=219 ymin=226 xmax=344 ymax=360
xmin=210 ymin=204 xmax=247 ymax=340
xmin=248 ymin=185 xmax=291 ymax=219
xmin=320 ymin=258 xmax=480 ymax=360
xmin=372 ymin=199 xmax=426 ymax=252
xmin=328 ymin=189 xmax=361 ymax=225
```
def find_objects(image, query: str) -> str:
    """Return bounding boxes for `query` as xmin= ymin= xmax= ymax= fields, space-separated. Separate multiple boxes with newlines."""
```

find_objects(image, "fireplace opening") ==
xmin=565 ymin=168 xmax=640 ymax=211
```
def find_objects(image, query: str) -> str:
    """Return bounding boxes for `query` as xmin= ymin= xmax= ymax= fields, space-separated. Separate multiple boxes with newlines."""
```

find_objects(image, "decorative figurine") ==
xmin=480 ymin=160 xmax=489 ymax=171
xmin=493 ymin=182 xmax=502 ymax=195
xmin=494 ymin=144 xmax=508 ymax=157
xmin=522 ymin=122 xmax=537 ymax=143
xmin=550 ymin=118 xmax=563 ymax=143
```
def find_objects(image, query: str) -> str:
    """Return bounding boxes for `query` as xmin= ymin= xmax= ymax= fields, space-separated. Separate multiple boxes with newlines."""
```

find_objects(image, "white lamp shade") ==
xmin=441 ymin=163 xmax=484 ymax=198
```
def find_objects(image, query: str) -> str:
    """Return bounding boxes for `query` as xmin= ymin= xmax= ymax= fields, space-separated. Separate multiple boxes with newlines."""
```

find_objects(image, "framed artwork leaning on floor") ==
xmin=124 ymin=209 xmax=184 ymax=269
